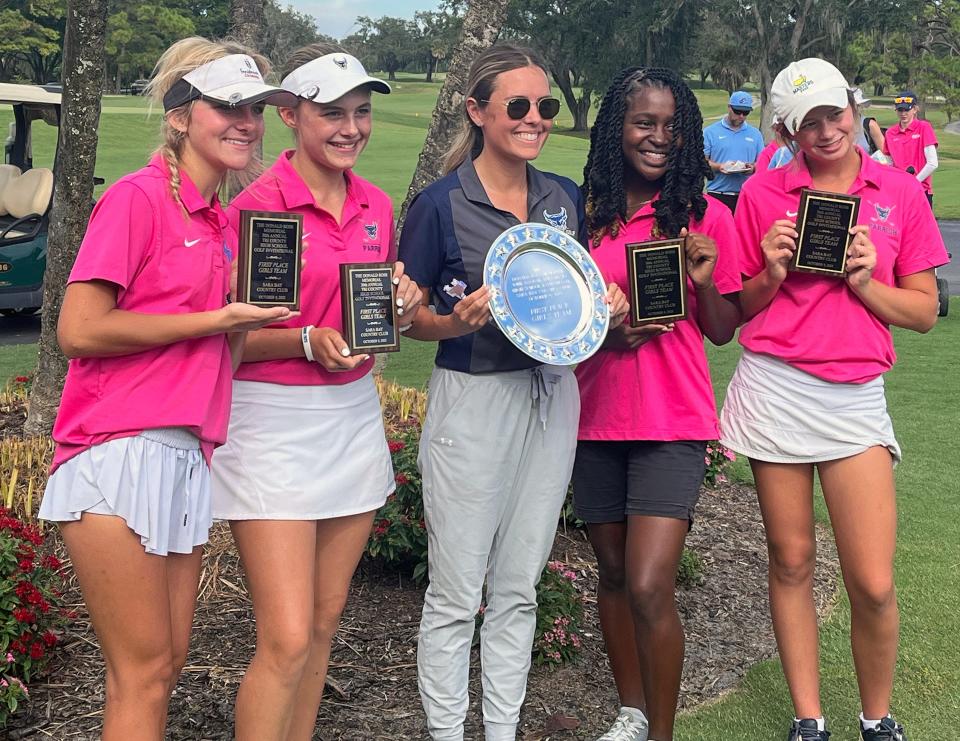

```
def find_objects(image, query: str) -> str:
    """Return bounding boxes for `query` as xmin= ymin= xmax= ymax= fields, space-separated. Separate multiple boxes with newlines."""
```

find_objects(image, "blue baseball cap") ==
xmin=894 ymin=91 xmax=918 ymax=110
xmin=729 ymin=91 xmax=753 ymax=110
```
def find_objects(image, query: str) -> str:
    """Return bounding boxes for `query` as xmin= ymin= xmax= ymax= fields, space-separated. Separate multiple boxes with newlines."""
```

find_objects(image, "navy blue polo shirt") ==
xmin=399 ymin=157 xmax=587 ymax=374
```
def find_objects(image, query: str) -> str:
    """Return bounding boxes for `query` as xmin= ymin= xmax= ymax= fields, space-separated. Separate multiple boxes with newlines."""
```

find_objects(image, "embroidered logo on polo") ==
xmin=184 ymin=238 xmax=201 ymax=248
xmin=868 ymin=201 xmax=898 ymax=236
xmin=363 ymin=223 xmax=378 ymax=240
xmin=543 ymin=207 xmax=568 ymax=230
xmin=786 ymin=210 xmax=798 ymax=218
xmin=442 ymin=278 xmax=468 ymax=300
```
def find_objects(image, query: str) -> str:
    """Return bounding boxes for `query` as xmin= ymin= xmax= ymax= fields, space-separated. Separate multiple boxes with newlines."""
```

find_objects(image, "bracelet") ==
xmin=301 ymin=325 xmax=316 ymax=362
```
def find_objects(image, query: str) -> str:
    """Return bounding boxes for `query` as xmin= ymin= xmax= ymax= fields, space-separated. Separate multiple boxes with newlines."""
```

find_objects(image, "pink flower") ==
xmin=5 ymin=652 xmax=12 ymax=663
xmin=723 ymin=448 xmax=737 ymax=461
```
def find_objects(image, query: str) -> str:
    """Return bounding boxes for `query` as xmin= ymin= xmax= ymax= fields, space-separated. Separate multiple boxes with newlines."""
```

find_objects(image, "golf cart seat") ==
xmin=0 ymin=167 xmax=53 ymax=245
xmin=0 ymin=165 xmax=21 ymax=214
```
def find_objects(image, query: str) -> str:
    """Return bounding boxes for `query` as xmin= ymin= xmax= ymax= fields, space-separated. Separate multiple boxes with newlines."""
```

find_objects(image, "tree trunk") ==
xmin=398 ymin=0 xmax=510 ymax=229
xmin=25 ymin=0 xmax=108 ymax=436
xmin=229 ymin=0 xmax=264 ymax=48
xmin=552 ymin=69 xmax=589 ymax=132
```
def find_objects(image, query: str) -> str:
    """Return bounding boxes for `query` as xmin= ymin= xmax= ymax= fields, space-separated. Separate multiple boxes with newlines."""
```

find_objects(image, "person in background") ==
xmin=703 ymin=90 xmax=764 ymax=213
xmin=883 ymin=90 xmax=938 ymax=207
xmin=853 ymin=88 xmax=885 ymax=157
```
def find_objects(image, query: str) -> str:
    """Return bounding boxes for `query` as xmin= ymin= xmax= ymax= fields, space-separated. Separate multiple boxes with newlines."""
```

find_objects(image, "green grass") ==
xmin=0 ymin=343 xmax=38 ymax=383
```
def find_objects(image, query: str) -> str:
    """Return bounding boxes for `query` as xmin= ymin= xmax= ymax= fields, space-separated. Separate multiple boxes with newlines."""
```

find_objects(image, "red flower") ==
xmin=29 ymin=642 xmax=44 ymax=660
xmin=18 ymin=558 xmax=34 ymax=571
xmin=12 ymin=607 xmax=35 ymax=624
xmin=41 ymin=555 xmax=63 ymax=571
xmin=41 ymin=630 xmax=57 ymax=647
xmin=14 ymin=375 xmax=30 ymax=383
xmin=388 ymin=440 xmax=406 ymax=453
xmin=10 ymin=640 xmax=26 ymax=655
xmin=394 ymin=473 xmax=409 ymax=486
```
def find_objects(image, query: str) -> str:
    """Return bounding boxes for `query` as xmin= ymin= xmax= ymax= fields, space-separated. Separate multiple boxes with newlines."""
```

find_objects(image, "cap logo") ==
xmin=333 ymin=55 xmax=348 ymax=70
xmin=792 ymin=75 xmax=814 ymax=94
xmin=245 ymin=59 xmax=253 ymax=70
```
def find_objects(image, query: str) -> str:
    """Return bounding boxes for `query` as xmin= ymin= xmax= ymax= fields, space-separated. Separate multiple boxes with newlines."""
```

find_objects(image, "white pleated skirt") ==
xmin=720 ymin=350 xmax=902 ymax=465
xmin=39 ymin=427 xmax=210 ymax=556
xmin=210 ymin=375 xmax=394 ymax=520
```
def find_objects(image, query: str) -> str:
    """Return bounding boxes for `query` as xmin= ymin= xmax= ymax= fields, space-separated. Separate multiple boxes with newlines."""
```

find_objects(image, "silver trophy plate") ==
xmin=484 ymin=223 xmax=609 ymax=365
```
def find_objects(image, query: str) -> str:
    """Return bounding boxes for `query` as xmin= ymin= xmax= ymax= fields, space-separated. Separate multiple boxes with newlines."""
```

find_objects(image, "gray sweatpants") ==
xmin=416 ymin=365 xmax=580 ymax=741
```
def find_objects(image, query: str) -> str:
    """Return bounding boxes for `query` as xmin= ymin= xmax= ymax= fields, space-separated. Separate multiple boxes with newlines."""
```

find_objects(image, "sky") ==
xmin=289 ymin=1 xmax=442 ymax=40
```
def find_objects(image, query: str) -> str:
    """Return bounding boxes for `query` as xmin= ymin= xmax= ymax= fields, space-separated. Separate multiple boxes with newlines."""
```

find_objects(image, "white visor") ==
xmin=166 ymin=53 xmax=298 ymax=110
xmin=280 ymin=53 xmax=391 ymax=104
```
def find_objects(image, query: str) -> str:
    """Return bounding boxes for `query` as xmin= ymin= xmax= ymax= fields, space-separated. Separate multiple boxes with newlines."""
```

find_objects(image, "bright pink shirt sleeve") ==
xmin=68 ymin=181 xmax=156 ymax=293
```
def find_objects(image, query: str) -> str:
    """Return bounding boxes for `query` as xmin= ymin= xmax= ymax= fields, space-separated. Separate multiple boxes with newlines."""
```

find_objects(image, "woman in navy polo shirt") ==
xmin=399 ymin=44 xmax=626 ymax=741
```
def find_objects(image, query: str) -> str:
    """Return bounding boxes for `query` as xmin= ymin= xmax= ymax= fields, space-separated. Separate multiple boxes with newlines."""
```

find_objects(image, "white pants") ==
xmin=416 ymin=366 xmax=579 ymax=741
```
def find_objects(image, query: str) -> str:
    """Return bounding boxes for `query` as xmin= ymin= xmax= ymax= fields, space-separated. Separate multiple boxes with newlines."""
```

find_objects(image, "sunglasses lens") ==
xmin=538 ymin=97 xmax=561 ymax=119
xmin=506 ymin=98 xmax=532 ymax=119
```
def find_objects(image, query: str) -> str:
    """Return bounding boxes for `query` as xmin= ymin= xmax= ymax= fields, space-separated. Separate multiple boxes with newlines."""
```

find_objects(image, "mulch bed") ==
xmin=7 ymin=481 xmax=840 ymax=740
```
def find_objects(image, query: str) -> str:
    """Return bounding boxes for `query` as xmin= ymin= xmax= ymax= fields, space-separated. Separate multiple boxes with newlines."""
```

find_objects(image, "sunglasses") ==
xmin=894 ymin=96 xmax=915 ymax=105
xmin=730 ymin=108 xmax=752 ymax=115
xmin=482 ymin=96 xmax=562 ymax=120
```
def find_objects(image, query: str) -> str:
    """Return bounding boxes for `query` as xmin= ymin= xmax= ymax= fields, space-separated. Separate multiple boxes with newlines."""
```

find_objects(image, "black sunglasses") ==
xmin=730 ymin=107 xmax=752 ymax=115
xmin=482 ymin=96 xmax=562 ymax=120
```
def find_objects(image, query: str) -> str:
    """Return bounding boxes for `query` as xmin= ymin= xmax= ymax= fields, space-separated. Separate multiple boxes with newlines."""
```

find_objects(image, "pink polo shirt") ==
xmin=884 ymin=118 xmax=938 ymax=194
xmin=51 ymin=155 xmax=234 ymax=472
xmin=736 ymin=151 xmax=948 ymax=383
xmin=576 ymin=197 xmax=742 ymax=441
xmin=228 ymin=150 xmax=395 ymax=386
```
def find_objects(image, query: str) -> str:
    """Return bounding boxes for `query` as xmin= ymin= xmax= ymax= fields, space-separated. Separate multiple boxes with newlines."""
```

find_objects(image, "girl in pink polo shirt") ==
xmin=721 ymin=59 xmax=947 ymax=741
xmin=37 ymin=38 xmax=295 ymax=740
xmin=576 ymin=67 xmax=741 ymax=741
xmin=210 ymin=44 xmax=421 ymax=740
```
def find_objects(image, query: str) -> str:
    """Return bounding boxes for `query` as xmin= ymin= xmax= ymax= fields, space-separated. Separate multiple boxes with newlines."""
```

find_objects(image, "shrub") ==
xmin=703 ymin=442 xmax=737 ymax=488
xmin=0 ymin=507 xmax=67 ymax=725
xmin=677 ymin=547 xmax=706 ymax=589
xmin=366 ymin=423 xmax=428 ymax=582
xmin=532 ymin=561 xmax=585 ymax=666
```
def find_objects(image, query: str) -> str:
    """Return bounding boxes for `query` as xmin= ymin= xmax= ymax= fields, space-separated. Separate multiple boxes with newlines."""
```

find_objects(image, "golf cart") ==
xmin=0 ymin=82 xmax=59 ymax=317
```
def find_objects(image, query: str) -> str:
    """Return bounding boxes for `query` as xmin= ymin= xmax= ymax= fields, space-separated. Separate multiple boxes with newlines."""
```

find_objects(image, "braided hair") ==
xmin=583 ymin=67 xmax=712 ymax=246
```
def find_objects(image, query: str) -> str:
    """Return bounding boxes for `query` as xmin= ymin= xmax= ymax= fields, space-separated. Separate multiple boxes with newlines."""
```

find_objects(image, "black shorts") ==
xmin=571 ymin=440 xmax=708 ymax=523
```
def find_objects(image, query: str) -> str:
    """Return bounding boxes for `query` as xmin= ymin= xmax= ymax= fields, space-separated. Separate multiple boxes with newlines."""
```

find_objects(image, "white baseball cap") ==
xmin=771 ymin=58 xmax=851 ymax=134
xmin=163 ymin=53 xmax=298 ymax=111
xmin=281 ymin=53 xmax=391 ymax=104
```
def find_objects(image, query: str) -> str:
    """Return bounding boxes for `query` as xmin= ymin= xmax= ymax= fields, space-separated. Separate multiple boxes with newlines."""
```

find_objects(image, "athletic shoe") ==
xmin=596 ymin=709 xmax=649 ymax=741
xmin=861 ymin=716 xmax=907 ymax=740
xmin=787 ymin=718 xmax=831 ymax=740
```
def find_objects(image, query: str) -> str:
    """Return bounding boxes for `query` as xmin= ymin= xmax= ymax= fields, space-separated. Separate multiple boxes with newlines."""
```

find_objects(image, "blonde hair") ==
xmin=444 ymin=44 xmax=550 ymax=174
xmin=145 ymin=36 xmax=272 ymax=207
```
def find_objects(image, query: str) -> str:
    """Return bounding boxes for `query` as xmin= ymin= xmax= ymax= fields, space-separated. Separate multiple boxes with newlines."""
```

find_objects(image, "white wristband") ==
xmin=301 ymin=325 xmax=316 ymax=362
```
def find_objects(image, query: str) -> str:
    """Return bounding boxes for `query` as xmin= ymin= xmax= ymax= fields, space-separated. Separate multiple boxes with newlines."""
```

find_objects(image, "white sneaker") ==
xmin=596 ymin=709 xmax=649 ymax=741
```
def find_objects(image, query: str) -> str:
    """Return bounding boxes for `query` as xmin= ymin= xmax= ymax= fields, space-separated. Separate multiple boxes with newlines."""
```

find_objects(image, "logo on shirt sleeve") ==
xmin=442 ymin=278 xmax=468 ymax=300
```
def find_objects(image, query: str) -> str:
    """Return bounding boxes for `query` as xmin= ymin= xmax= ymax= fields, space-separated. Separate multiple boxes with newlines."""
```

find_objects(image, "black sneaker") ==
xmin=861 ymin=716 xmax=907 ymax=740
xmin=787 ymin=719 xmax=831 ymax=740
